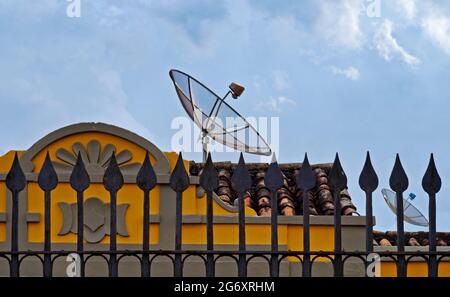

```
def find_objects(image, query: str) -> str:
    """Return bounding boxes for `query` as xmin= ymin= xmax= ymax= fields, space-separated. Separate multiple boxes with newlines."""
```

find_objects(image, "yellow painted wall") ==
xmin=1 ymin=130 xmax=449 ymax=277
xmin=0 ymin=150 xmax=24 ymax=172
xmin=27 ymin=182 xmax=160 ymax=244
xmin=0 ymin=150 xmax=24 ymax=243
xmin=182 ymin=223 xmax=334 ymax=263
xmin=381 ymin=262 xmax=450 ymax=277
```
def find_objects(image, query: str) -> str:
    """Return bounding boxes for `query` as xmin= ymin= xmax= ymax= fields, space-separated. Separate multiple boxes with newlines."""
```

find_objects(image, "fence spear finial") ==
xmin=137 ymin=152 xmax=157 ymax=192
xmin=296 ymin=153 xmax=315 ymax=191
xmin=389 ymin=154 xmax=408 ymax=193
xmin=359 ymin=151 xmax=378 ymax=193
xmin=38 ymin=152 xmax=58 ymax=191
xmin=169 ymin=152 xmax=190 ymax=192
xmin=231 ymin=153 xmax=252 ymax=194
xmin=422 ymin=153 xmax=441 ymax=195
xmin=6 ymin=152 xmax=26 ymax=194
xmin=103 ymin=152 xmax=124 ymax=192
xmin=329 ymin=153 xmax=347 ymax=191
xmin=199 ymin=153 xmax=218 ymax=192
xmin=265 ymin=153 xmax=284 ymax=191
xmin=70 ymin=152 xmax=90 ymax=192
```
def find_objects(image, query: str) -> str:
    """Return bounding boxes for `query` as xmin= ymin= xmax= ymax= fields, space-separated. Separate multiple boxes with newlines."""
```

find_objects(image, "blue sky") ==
xmin=1 ymin=0 xmax=450 ymax=231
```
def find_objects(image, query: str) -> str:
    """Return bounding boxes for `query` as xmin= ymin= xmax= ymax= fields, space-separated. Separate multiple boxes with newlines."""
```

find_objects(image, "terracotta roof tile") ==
xmin=373 ymin=231 xmax=450 ymax=246
xmin=190 ymin=161 xmax=358 ymax=216
xmin=379 ymin=238 xmax=392 ymax=246
xmin=408 ymin=237 xmax=421 ymax=246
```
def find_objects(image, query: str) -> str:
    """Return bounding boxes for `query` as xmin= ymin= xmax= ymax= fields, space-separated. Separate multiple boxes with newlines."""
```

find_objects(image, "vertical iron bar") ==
xmin=333 ymin=189 xmax=342 ymax=277
xmin=365 ymin=192 xmax=373 ymax=253
xmin=37 ymin=152 xmax=58 ymax=278
xmin=359 ymin=152 xmax=378 ymax=276
xmin=396 ymin=192 xmax=406 ymax=277
xmin=302 ymin=189 xmax=311 ymax=277
xmin=70 ymin=153 xmax=89 ymax=278
xmin=206 ymin=189 xmax=214 ymax=277
xmin=296 ymin=154 xmax=315 ymax=278
xmin=76 ymin=191 xmax=85 ymax=277
xmin=6 ymin=153 xmax=26 ymax=277
xmin=429 ymin=193 xmax=437 ymax=277
xmin=329 ymin=153 xmax=347 ymax=278
xmin=231 ymin=153 xmax=251 ymax=277
xmin=199 ymin=153 xmax=218 ymax=277
xmin=11 ymin=192 xmax=19 ymax=277
xmin=142 ymin=189 xmax=150 ymax=277
xmin=169 ymin=153 xmax=190 ymax=277
xmin=136 ymin=152 xmax=157 ymax=277
xmin=103 ymin=153 xmax=123 ymax=278
xmin=43 ymin=190 xmax=52 ymax=277
xmin=270 ymin=190 xmax=278 ymax=277
xmin=174 ymin=191 xmax=183 ymax=277
xmin=422 ymin=153 xmax=441 ymax=277
xmin=389 ymin=154 xmax=408 ymax=277
xmin=302 ymin=188 xmax=310 ymax=277
xmin=364 ymin=191 xmax=375 ymax=285
xmin=110 ymin=190 xmax=118 ymax=277
xmin=265 ymin=156 xmax=283 ymax=277
xmin=238 ymin=190 xmax=246 ymax=277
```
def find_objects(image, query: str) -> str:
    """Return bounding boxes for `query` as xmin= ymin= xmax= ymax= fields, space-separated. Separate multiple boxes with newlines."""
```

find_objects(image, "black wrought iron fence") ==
xmin=0 ymin=151 xmax=449 ymax=277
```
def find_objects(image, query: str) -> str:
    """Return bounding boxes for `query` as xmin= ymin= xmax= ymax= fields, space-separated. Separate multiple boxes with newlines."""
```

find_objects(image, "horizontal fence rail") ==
xmin=0 ymin=151 xmax=447 ymax=277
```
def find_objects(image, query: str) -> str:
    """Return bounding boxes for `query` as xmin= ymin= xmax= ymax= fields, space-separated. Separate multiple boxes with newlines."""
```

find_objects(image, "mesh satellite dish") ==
xmin=381 ymin=188 xmax=429 ymax=227
xmin=169 ymin=69 xmax=272 ymax=161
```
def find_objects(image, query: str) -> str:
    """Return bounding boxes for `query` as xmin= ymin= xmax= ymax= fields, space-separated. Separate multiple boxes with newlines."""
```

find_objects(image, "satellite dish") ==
xmin=381 ymin=188 xmax=429 ymax=227
xmin=169 ymin=69 xmax=272 ymax=161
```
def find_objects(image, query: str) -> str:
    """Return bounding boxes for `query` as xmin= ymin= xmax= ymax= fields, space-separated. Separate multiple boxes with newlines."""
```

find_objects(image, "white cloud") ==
xmin=257 ymin=96 xmax=296 ymax=113
xmin=396 ymin=0 xmax=417 ymax=20
xmin=422 ymin=11 xmax=450 ymax=55
xmin=273 ymin=71 xmax=290 ymax=91
xmin=373 ymin=20 xmax=421 ymax=66
xmin=330 ymin=66 xmax=360 ymax=81
xmin=315 ymin=0 xmax=364 ymax=49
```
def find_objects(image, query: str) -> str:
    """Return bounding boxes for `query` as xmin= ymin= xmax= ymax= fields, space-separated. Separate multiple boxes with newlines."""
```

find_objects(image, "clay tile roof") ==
xmin=189 ymin=161 xmax=358 ymax=217
xmin=373 ymin=231 xmax=450 ymax=246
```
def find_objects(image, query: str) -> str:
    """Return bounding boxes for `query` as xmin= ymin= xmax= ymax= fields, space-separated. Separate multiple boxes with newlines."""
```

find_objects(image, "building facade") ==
xmin=0 ymin=123 xmax=448 ymax=276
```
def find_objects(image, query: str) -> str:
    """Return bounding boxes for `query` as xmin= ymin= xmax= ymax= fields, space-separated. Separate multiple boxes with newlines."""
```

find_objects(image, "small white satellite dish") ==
xmin=381 ymin=188 xmax=429 ymax=227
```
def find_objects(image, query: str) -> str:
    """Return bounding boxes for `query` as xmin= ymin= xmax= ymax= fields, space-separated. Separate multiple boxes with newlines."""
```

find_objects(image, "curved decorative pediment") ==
xmin=19 ymin=122 xmax=170 ymax=175
xmin=53 ymin=139 xmax=141 ymax=175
